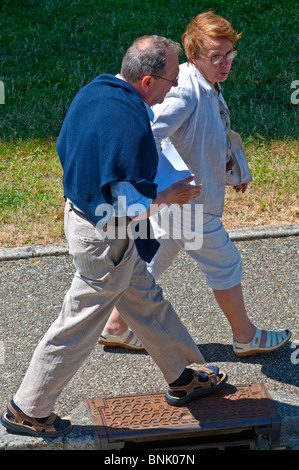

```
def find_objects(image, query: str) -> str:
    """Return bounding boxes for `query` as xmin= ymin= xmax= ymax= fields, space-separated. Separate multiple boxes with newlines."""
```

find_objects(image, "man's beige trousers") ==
xmin=14 ymin=202 xmax=204 ymax=417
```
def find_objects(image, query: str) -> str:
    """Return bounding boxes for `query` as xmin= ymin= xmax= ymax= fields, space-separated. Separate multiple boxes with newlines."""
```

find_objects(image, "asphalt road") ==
xmin=0 ymin=229 xmax=298 ymax=449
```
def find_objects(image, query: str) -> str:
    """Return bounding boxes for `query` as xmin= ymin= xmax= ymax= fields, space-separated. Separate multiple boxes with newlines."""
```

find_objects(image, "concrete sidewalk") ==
xmin=0 ymin=224 xmax=298 ymax=450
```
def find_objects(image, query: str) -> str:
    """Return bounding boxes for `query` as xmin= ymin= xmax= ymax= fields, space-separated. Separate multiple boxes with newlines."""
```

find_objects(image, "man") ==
xmin=1 ymin=36 xmax=227 ymax=438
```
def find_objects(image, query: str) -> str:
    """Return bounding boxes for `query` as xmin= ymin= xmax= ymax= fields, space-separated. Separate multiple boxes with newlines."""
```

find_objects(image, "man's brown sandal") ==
xmin=165 ymin=366 xmax=228 ymax=406
xmin=0 ymin=401 xmax=72 ymax=438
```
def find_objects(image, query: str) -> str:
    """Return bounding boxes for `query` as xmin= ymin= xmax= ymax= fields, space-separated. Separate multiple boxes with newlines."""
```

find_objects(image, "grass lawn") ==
xmin=0 ymin=0 xmax=298 ymax=247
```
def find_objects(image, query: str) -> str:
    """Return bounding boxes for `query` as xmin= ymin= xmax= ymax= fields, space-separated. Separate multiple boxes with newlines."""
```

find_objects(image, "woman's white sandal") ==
xmin=98 ymin=329 xmax=144 ymax=351
xmin=233 ymin=328 xmax=291 ymax=357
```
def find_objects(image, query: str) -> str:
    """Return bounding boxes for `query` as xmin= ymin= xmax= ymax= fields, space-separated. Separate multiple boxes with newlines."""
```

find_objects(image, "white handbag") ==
xmin=226 ymin=130 xmax=253 ymax=186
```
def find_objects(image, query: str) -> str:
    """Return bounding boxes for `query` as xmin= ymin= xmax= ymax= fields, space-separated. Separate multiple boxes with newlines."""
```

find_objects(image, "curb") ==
xmin=0 ymin=243 xmax=69 ymax=261
xmin=227 ymin=223 xmax=299 ymax=241
xmin=0 ymin=224 xmax=298 ymax=262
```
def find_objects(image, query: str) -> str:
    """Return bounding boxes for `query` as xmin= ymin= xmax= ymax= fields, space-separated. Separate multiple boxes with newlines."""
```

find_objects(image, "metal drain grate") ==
xmin=87 ymin=383 xmax=281 ymax=450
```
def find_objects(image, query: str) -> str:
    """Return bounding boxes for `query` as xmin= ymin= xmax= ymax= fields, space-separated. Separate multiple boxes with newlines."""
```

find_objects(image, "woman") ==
xmin=100 ymin=12 xmax=291 ymax=357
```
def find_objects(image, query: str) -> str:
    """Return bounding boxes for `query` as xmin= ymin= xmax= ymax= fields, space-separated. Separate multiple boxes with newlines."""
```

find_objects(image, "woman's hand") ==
xmin=233 ymin=183 xmax=248 ymax=193
xmin=226 ymin=157 xmax=235 ymax=172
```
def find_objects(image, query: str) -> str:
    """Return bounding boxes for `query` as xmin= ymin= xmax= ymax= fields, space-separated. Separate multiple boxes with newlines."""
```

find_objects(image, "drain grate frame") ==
xmin=87 ymin=383 xmax=281 ymax=450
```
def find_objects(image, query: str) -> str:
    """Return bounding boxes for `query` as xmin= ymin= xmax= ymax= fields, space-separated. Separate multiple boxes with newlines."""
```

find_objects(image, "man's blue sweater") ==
xmin=56 ymin=74 xmax=160 ymax=261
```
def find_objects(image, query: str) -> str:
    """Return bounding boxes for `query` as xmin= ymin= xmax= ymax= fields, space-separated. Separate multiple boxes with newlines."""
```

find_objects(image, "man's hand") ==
xmin=131 ymin=175 xmax=202 ymax=220
xmin=165 ymin=175 xmax=202 ymax=204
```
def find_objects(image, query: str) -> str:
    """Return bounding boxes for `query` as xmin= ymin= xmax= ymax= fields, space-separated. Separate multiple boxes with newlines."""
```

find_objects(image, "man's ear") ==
xmin=139 ymin=75 xmax=153 ymax=102
xmin=141 ymin=75 xmax=153 ymax=90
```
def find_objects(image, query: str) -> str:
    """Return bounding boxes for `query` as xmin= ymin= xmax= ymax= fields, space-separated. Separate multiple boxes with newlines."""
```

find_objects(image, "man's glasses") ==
xmin=151 ymin=74 xmax=179 ymax=86
xmin=210 ymin=50 xmax=238 ymax=65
